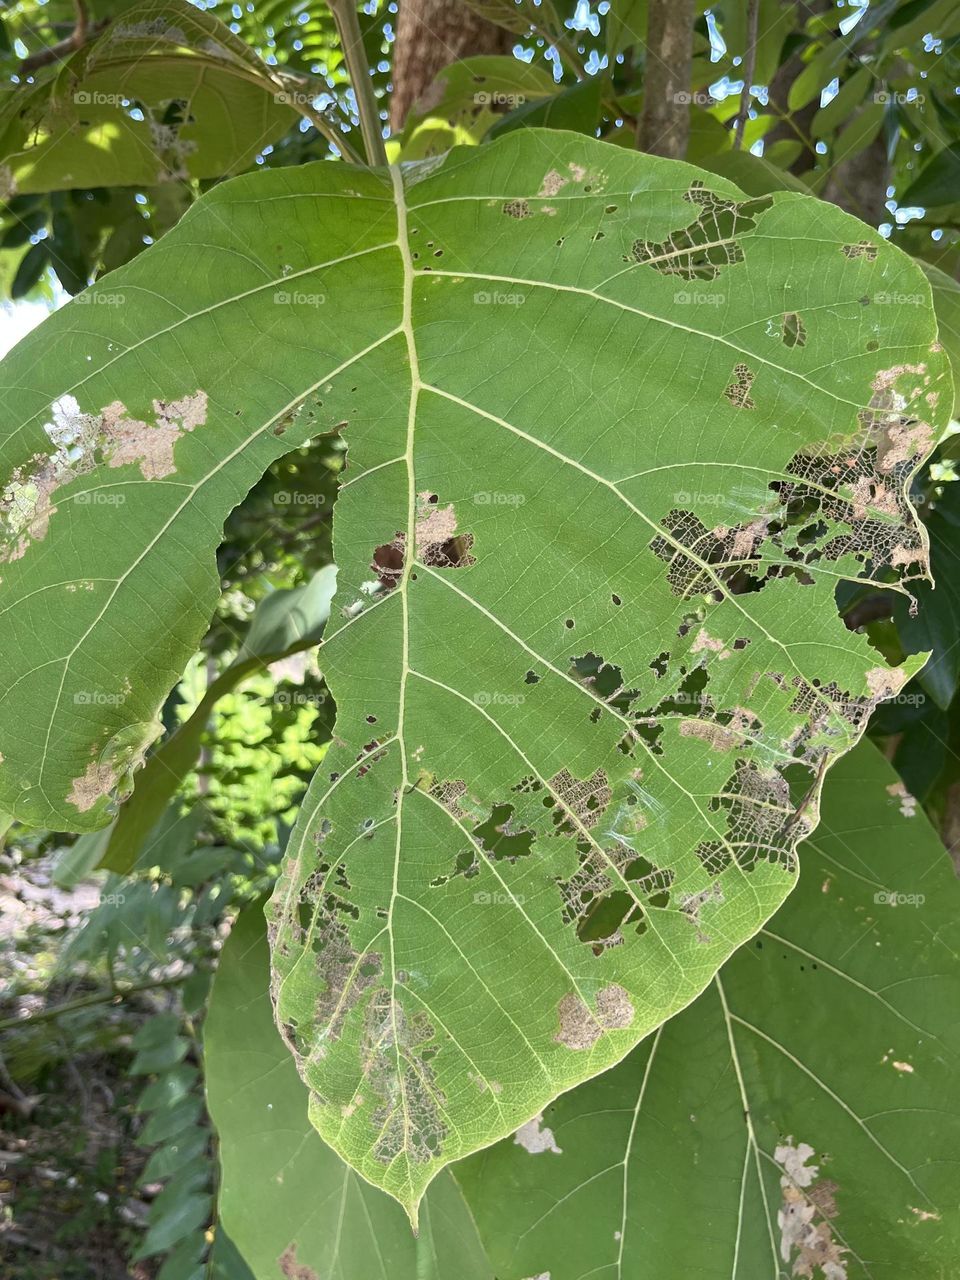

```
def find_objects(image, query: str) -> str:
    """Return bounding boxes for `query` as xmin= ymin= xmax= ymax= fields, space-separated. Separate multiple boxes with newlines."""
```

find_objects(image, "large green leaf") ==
xmin=0 ymin=130 xmax=947 ymax=1217
xmin=204 ymin=905 xmax=493 ymax=1280
xmin=455 ymin=741 xmax=960 ymax=1277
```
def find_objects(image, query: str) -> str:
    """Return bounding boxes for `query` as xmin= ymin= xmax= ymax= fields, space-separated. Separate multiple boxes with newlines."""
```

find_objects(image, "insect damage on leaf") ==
xmin=885 ymin=779 xmax=918 ymax=817
xmin=513 ymin=1114 xmax=562 ymax=1155
xmin=286 ymin=884 xmax=383 ymax=1058
xmin=370 ymin=493 xmax=475 ymax=592
xmin=278 ymin=1244 xmax=320 ymax=1280
xmin=0 ymin=390 xmax=206 ymax=563
xmin=781 ymin=311 xmax=807 ymax=348
xmin=2 ymin=126 xmax=942 ymax=1219
xmin=555 ymin=985 xmax=635 ymax=1050
xmin=723 ymin=362 xmax=756 ymax=409
xmin=414 ymin=491 xmax=475 ymax=567
xmin=775 ymin=1138 xmax=847 ymax=1280
xmin=67 ymin=720 xmax=162 ymax=813
xmin=362 ymin=989 xmax=446 ymax=1166
xmin=628 ymin=184 xmax=772 ymax=279
xmin=503 ymin=199 xmax=530 ymax=220
xmin=678 ymin=883 xmax=725 ymax=943
xmin=264 ymin=132 xmax=947 ymax=1208
xmin=841 ymin=241 xmax=878 ymax=260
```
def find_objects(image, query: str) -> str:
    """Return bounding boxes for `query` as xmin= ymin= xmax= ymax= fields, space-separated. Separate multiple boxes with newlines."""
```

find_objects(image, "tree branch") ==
xmin=0 ymin=975 xmax=189 ymax=1034
xmin=733 ymin=0 xmax=759 ymax=150
xmin=637 ymin=0 xmax=695 ymax=159
xmin=328 ymin=0 xmax=388 ymax=166
xmin=18 ymin=0 xmax=105 ymax=74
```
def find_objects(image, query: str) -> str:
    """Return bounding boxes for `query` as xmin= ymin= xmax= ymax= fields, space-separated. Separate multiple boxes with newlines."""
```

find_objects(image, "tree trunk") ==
xmin=824 ymin=130 xmax=890 ymax=227
xmin=389 ymin=0 xmax=512 ymax=133
xmin=637 ymin=0 xmax=694 ymax=159
xmin=764 ymin=0 xmax=830 ymax=175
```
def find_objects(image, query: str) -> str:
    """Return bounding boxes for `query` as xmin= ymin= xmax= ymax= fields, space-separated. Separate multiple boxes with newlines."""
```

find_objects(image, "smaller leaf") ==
xmin=156 ymin=1234 xmax=205 ymax=1280
xmin=137 ymin=1063 xmax=199 ymax=1112
xmin=131 ymin=1036 xmax=190 ymax=1075
xmin=787 ymin=38 xmax=849 ymax=112
xmin=900 ymin=143 xmax=960 ymax=208
xmin=812 ymin=65 xmax=871 ymax=136
xmin=605 ymin=0 xmax=646 ymax=56
xmin=698 ymin=148 xmax=811 ymax=195
xmin=895 ymin=479 xmax=960 ymax=708
xmin=138 ymin=1095 xmax=205 ymax=1146
xmin=135 ymin=1191 xmax=210 ymax=1259
xmin=486 ymin=76 xmax=604 ymax=140
xmin=10 ymin=242 xmax=49 ymax=298
xmin=141 ymin=1128 xmax=208 ymax=1181
xmin=131 ymin=1012 xmax=181 ymax=1050
xmin=812 ymin=100 xmax=885 ymax=185
xmin=52 ymin=825 xmax=112 ymax=887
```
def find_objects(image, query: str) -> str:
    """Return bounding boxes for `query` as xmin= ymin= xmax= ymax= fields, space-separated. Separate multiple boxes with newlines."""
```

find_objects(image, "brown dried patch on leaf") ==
xmin=278 ymin=1244 xmax=319 ymax=1280
xmin=538 ymin=170 xmax=567 ymax=198
xmin=779 ymin=367 xmax=932 ymax=577
xmin=731 ymin=517 xmax=769 ymax=558
xmin=629 ymin=186 xmax=771 ymax=281
xmin=65 ymin=724 xmax=157 ymax=814
xmin=724 ymin=362 xmax=756 ymax=409
xmin=847 ymin=475 xmax=900 ymax=521
xmin=910 ymin=1206 xmax=940 ymax=1222
xmin=503 ymin=198 xmax=530 ymax=219
xmin=876 ymin=419 xmax=934 ymax=476
xmin=102 ymin=391 xmax=207 ymax=480
xmin=841 ymin=240 xmax=877 ymax=260
xmin=886 ymin=779 xmax=918 ymax=817
xmin=414 ymin=490 xmax=476 ymax=568
xmin=363 ymin=988 xmax=447 ymax=1165
xmin=690 ymin=628 xmax=732 ymax=660
xmin=555 ymin=983 xmax=634 ymax=1049
xmin=416 ymin=492 xmax=457 ymax=546
xmin=67 ymin=758 xmax=119 ymax=814
xmin=865 ymin=665 xmax=908 ymax=701
xmin=0 ymin=390 xmax=207 ymax=563
xmin=679 ymin=718 xmax=742 ymax=752
xmin=775 ymin=1138 xmax=847 ymax=1280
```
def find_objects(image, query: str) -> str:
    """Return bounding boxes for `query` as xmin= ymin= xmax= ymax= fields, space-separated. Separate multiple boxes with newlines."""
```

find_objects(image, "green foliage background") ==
xmin=1 ymin=1 xmax=960 ymax=1277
